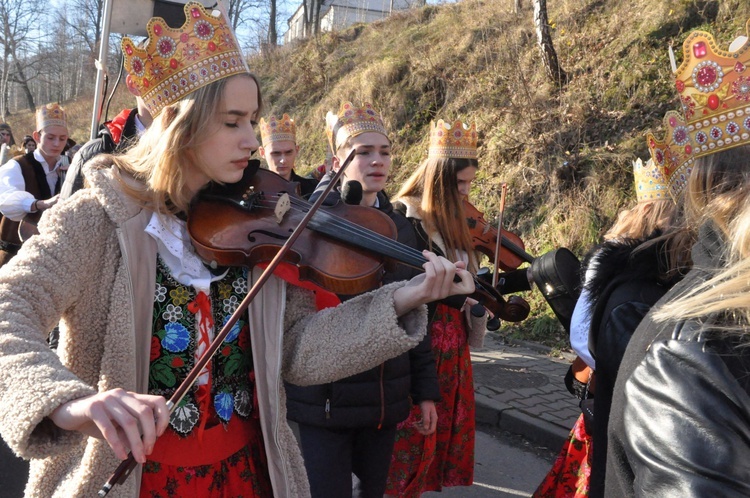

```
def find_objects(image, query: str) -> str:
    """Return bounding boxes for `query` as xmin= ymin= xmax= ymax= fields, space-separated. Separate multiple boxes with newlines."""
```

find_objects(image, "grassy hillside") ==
xmin=8 ymin=0 xmax=750 ymax=348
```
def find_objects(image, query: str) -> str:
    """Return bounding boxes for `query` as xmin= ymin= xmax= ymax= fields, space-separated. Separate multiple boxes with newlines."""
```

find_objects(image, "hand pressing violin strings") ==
xmin=393 ymin=251 xmax=475 ymax=317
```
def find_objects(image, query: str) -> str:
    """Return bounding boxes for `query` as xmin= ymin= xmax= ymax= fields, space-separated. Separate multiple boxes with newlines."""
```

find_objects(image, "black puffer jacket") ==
xmin=584 ymin=232 xmax=684 ymax=498
xmin=285 ymin=188 xmax=439 ymax=429
xmin=606 ymin=223 xmax=750 ymax=497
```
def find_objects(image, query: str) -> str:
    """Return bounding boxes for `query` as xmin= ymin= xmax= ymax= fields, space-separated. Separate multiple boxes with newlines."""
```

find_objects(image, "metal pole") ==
xmin=89 ymin=0 xmax=114 ymax=140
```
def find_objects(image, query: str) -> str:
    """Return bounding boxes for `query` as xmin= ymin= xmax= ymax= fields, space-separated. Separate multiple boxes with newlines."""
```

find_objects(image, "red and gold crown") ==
xmin=121 ymin=2 xmax=247 ymax=118
xmin=36 ymin=103 xmax=68 ymax=131
xmin=633 ymin=157 xmax=669 ymax=203
xmin=428 ymin=120 xmax=478 ymax=159
xmin=260 ymin=114 xmax=296 ymax=146
xmin=647 ymin=110 xmax=695 ymax=201
xmin=673 ymin=21 xmax=750 ymax=159
xmin=325 ymin=102 xmax=387 ymax=152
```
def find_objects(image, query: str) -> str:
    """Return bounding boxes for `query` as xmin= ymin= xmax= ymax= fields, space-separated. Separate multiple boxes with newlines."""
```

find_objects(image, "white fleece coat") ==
xmin=0 ymin=158 xmax=428 ymax=498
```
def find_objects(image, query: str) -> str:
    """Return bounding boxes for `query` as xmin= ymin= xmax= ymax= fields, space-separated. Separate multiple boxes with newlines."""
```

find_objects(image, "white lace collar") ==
xmin=145 ymin=212 xmax=227 ymax=292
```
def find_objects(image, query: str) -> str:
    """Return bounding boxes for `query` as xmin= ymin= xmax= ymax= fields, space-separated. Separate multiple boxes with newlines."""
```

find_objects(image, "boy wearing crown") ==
xmin=258 ymin=114 xmax=318 ymax=198
xmin=0 ymin=103 xmax=68 ymax=266
xmin=285 ymin=102 xmax=439 ymax=498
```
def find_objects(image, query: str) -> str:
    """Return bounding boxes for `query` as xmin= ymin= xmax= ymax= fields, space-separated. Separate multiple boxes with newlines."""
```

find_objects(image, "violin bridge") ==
xmin=274 ymin=193 xmax=291 ymax=224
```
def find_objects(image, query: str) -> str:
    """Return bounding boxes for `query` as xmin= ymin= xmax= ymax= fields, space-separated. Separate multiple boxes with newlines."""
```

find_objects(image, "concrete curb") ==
xmin=475 ymin=394 xmax=570 ymax=451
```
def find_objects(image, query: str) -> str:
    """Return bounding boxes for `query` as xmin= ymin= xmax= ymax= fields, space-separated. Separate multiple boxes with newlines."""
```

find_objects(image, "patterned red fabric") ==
xmin=140 ymin=416 xmax=272 ymax=497
xmin=532 ymin=414 xmax=592 ymax=498
xmin=386 ymin=304 xmax=475 ymax=496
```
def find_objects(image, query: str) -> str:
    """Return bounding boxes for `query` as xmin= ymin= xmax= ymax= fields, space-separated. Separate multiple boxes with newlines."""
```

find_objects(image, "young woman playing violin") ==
xmin=385 ymin=120 xmax=486 ymax=496
xmin=0 ymin=5 xmax=473 ymax=498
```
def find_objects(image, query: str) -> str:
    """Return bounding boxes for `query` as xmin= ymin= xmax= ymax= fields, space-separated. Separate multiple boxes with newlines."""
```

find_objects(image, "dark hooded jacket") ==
xmin=585 ymin=232 xmax=684 ymax=498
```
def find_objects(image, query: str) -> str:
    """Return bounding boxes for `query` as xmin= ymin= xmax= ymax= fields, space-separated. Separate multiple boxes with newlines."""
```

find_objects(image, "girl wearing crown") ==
xmin=385 ymin=120 xmax=487 ymax=496
xmin=606 ymin=143 xmax=750 ymax=496
xmin=0 ymin=4 xmax=474 ymax=498
xmin=533 ymin=156 xmax=686 ymax=498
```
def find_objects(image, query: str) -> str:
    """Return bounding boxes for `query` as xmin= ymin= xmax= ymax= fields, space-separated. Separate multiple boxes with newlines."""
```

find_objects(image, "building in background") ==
xmin=285 ymin=0 xmax=423 ymax=43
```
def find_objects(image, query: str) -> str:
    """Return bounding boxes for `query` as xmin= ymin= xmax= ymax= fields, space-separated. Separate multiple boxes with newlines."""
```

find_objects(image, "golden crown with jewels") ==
xmin=673 ymin=21 xmax=750 ymax=158
xmin=633 ymin=157 xmax=669 ymax=203
xmin=428 ymin=120 xmax=478 ymax=159
xmin=647 ymin=110 xmax=694 ymax=201
xmin=36 ymin=103 xmax=68 ymax=131
xmin=260 ymin=114 xmax=296 ymax=146
xmin=325 ymin=102 xmax=387 ymax=152
xmin=121 ymin=2 xmax=247 ymax=118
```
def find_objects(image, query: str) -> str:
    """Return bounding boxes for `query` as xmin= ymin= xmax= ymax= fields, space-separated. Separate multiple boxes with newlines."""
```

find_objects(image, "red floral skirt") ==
xmin=532 ymin=413 xmax=592 ymax=498
xmin=140 ymin=415 xmax=273 ymax=497
xmin=386 ymin=304 xmax=475 ymax=496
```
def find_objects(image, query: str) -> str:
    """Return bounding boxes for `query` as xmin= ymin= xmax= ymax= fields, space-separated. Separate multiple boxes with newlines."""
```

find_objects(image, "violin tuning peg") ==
xmin=487 ymin=317 xmax=501 ymax=331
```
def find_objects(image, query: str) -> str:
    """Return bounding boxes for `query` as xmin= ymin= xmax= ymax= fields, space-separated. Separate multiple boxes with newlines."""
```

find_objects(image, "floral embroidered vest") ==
xmin=150 ymin=256 xmax=254 ymax=436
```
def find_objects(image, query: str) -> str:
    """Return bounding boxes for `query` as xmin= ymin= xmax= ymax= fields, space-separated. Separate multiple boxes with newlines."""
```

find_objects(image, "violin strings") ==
xmin=253 ymin=194 xmax=426 ymax=266
xmin=247 ymin=194 xmax=490 ymax=291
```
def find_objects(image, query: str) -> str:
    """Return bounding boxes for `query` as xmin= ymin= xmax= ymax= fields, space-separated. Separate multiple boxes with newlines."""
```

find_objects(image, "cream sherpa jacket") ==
xmin=0 ymin=158 xmax=428 ymax=498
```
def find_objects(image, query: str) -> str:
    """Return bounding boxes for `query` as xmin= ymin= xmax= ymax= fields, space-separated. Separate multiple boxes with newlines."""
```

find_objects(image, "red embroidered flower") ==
xmin=150 ymin=336 xmax=161 ymax=361
xmin=222 ymin=345 xmax=231 ymax=357
xmin=238 ymin=326 xmax=250 ymax=350
xmin=171 ymin=357 xmax=184 ymax=368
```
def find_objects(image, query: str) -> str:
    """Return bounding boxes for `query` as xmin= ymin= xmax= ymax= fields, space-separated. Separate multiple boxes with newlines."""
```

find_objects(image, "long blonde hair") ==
xmin=604 ymin=199 xmax=675 ymax=241
xmin=652 ymin=145 xmax=750 ymax=323
xmin=396 ymin=156 xmax=478 ymax=271
xmin=112 ymin=73 xmax=262 ymax=214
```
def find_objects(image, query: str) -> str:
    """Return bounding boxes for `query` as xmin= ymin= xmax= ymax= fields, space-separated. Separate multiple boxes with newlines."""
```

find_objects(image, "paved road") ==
xmin=422 ymin=426 xmax=555 ymax=497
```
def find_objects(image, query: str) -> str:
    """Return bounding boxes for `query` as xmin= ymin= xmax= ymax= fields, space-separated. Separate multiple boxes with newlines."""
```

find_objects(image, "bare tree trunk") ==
xmin=302 ymin=0 xmax=311 ymax=38
xmin=268 ymin=0 xmax=277 ymax=46
xmin=514 ymin=0 xmax=522 ymax=14
xmin=12 ymin=57 xmax=35 ymax=112
xmin=533 ymin=0 xmax=567 ymax=87
xmin=0 ymin=45 xmax=9 ymax=120
xmin=312 ymin=0 xmax=321 ymax=36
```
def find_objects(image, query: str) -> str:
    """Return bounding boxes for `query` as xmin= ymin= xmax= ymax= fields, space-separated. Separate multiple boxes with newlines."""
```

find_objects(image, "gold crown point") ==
xmin=260 ymin=114 xmax=296 ymax=146
xmin=36 ymin=103 xmax=68 ymax=131
xmin=633 ymin=157 xmax=669 ymax=203
xmin=325 ymin=102 xmax=387 ymax=152
xmin=428 ymin=120 xmax=477 ymax=159
xmin=121 ymin=2 xmax=246 ymax=117
xmin=673 ymin=21 xmax=750 ymax=159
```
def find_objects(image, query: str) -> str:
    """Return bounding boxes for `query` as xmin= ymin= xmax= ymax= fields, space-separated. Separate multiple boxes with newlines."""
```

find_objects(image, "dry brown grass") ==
xmin=250 ymin=0 xmax=750 ymax=346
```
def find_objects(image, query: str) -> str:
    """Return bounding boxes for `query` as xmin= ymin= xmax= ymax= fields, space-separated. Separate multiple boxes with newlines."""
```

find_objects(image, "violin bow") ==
xmin=99 ymin=149 xmax=357 ymax=497
xmin=491 ymin=183 xmax=508 ymax=288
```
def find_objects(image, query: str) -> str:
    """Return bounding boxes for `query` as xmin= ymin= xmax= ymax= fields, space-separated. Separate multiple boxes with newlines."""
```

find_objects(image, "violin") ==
xmin=464 ymin=200 xmax=534 ymax=271
xmin=188 ymin=160 xmax=530 ymax=323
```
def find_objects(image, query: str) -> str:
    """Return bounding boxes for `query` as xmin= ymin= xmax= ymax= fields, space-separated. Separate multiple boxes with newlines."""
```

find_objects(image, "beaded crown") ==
xmin=647 ymin=110 xmax=694 ymax=201
xmin=36 ymin=103 xmax=68 ymax=131
xmin=633 ymin=157 xmax=669 ymax=203
xmin=428 ymin=120 xmax=478 ymax=159
xmin=673 ymin=21 xmax=750 ymax=159
xmin=325 ymin=102 xmax=387 ymax=152
xmin=260 ymin=114 xmax=296 ymax=146
xmin=121 ymin=2 xmax=247 ymax=118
